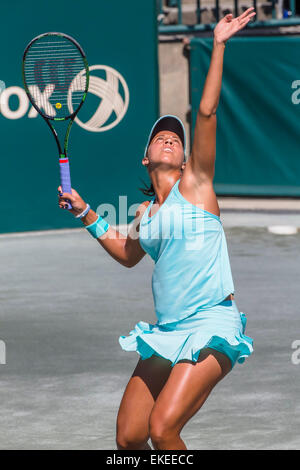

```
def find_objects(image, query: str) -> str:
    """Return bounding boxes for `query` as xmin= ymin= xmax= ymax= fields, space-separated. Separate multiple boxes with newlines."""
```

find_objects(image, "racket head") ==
xmin=22 ymin=32 xmax=89 ymax=121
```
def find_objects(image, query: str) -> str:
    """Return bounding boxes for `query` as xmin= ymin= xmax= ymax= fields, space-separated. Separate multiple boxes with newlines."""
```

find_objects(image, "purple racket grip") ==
xmin=59 ymin=157 xmax=72 ymax=210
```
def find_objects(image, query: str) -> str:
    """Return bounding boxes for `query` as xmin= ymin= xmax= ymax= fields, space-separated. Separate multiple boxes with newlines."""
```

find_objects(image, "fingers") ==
xmin=58 ymin=193 xmax=74 ymax=209
xmin=222 ymin=8 xmax=255 ymax=28
xmin=59 ymin=191 xmax=74 ymax=201
xmin=239 ymin=12 xmax=256 ymax=27
xmin=58 ymin=196 xmax=72 ymax=210
xmin=57 ymin=187 xmax=74 ymax=210
xmin=57 ymin=187 xmax=86 ymax=215
xmin=57 ymin=186 xmax=75 ymax=200
xmin=58 ymin=200 xmax=69 ymax=210
xmin=235 ymin=8 xmax=256 ymax=30
xmin=57 ymin=192 xmax=73 ymax=202
xmin=59 ymin=202 xmax=69 ymax=210
xmin=239 ymin=7 xmax=255 ymax=19
xmin=238 ymin=7 xmax=256 ymax=22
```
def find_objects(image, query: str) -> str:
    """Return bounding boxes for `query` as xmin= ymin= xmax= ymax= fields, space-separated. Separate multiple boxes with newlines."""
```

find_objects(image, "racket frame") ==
xmin=22 ymin=32 xmax=90 ymax=207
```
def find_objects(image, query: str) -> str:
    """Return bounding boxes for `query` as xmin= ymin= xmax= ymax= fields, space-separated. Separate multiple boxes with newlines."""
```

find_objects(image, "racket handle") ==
xmin=59 ymin=155 xmax=72 ymax=210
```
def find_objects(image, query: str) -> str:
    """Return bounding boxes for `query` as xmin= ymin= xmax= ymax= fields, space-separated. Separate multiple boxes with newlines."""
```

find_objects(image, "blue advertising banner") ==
xmin=0 ymin=0 xmax=159 ymax=233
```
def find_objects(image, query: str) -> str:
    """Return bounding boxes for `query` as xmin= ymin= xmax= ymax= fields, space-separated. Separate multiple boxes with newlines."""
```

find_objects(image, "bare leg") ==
xmin=116 ymin=355 xmax=172 ymax=450
xmin=149 ymin=348 xmax=232 ymax=450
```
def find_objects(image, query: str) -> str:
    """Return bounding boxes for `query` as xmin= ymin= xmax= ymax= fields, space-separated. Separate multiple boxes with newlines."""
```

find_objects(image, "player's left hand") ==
xmin=214 ymin=8 xmax=256 ymax=44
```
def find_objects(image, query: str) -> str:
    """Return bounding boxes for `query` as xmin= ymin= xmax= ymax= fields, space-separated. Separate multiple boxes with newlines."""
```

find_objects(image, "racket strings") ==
xmin=24 ymin=35 xmax=87 ymax=118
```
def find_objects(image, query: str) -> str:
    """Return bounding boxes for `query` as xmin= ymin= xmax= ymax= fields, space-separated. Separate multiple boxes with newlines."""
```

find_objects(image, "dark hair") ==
xmin=138 ymin=178 xmax=155 ymax=197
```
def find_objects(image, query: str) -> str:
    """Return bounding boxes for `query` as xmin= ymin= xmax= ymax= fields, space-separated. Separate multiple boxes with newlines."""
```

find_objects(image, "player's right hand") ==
xmin=58 ymin=186 xmax=87 ymax=217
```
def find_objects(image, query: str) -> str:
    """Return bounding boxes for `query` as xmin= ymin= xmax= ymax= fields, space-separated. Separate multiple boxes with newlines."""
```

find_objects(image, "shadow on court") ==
xmin=0 ymin=226 xmax=299 ymax=449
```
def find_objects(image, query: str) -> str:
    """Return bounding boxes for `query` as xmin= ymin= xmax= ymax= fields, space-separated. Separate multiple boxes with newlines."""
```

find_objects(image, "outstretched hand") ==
xmin=214 ymin=8 xmax=256 ymax=44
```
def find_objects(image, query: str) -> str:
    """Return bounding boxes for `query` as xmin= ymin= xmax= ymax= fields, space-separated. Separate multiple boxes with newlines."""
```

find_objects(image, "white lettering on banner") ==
xmin=0 ymin=86 xmax=29 ymax=119
xmin=291 ymin=80 xmax=300 ymax=104
xmin=28 ymin=84 xmax=56 ymax=118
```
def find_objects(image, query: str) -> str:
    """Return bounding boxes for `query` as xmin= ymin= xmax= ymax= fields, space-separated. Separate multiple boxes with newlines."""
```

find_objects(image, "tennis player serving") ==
xmin=59 ymin=8 xmax=255 ymax=450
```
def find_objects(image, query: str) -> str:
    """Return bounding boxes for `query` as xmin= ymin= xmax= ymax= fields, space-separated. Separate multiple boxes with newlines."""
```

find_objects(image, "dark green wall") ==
xmin=0 ymin=0 xmax=159 ymax=233
xmin=190 ymin=37 xmax=300 ymax=196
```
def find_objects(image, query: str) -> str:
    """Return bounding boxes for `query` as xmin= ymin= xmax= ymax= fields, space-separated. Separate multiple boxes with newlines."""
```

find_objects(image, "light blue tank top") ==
xmin=139 ymin=179 xmax=234 ymax=325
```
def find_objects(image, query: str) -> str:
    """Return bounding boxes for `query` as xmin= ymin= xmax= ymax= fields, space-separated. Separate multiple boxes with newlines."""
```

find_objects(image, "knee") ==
xmin=116 ymin=426 xmax=148 ymax=450
xmin=149 ymin=428 xmax=166 ymax=449
xmin=149 ymin=415 xmax=176 ymax=449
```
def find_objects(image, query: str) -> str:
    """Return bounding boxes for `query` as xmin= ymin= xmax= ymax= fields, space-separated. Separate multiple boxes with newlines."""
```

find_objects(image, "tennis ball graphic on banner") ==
xmin=68 ymin=65 xmax=130 ymax=132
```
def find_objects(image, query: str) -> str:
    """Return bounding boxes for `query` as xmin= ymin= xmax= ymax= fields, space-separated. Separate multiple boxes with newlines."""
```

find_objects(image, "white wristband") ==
xmin=75 ymin=204 xmax=90 ymax=219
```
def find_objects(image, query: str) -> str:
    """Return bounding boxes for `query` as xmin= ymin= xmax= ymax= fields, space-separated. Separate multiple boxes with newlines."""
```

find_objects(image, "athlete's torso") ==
xmin=139 ymin=178 xmax=235 ymax=324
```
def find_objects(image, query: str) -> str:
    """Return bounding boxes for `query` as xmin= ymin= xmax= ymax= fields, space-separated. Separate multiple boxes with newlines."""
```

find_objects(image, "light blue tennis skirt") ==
xmin=119 ymin=300 xmax=253 ymax=369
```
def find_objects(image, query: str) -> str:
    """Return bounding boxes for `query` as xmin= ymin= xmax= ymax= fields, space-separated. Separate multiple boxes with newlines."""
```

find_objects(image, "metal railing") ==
xmin=158 ymin=0 xmax=300 ymax=33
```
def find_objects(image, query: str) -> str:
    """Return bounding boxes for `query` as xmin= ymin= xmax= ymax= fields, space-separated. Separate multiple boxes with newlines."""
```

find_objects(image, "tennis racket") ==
xmin=22 ymin=32 xmax=89 ymax=209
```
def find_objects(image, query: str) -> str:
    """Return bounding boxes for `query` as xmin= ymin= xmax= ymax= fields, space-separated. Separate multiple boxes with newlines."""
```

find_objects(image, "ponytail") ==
xmin=138 ymin=178 xmax=155 ymax=197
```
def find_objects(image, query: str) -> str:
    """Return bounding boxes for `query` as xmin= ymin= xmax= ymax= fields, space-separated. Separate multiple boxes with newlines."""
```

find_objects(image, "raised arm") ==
xmin=187 ymin=8 xmax=256 ymax=182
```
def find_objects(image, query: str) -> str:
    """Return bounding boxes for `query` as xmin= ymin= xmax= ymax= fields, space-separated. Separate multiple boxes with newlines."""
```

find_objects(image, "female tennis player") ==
xmin=58 ymin=8 xmax=255 ymax=450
